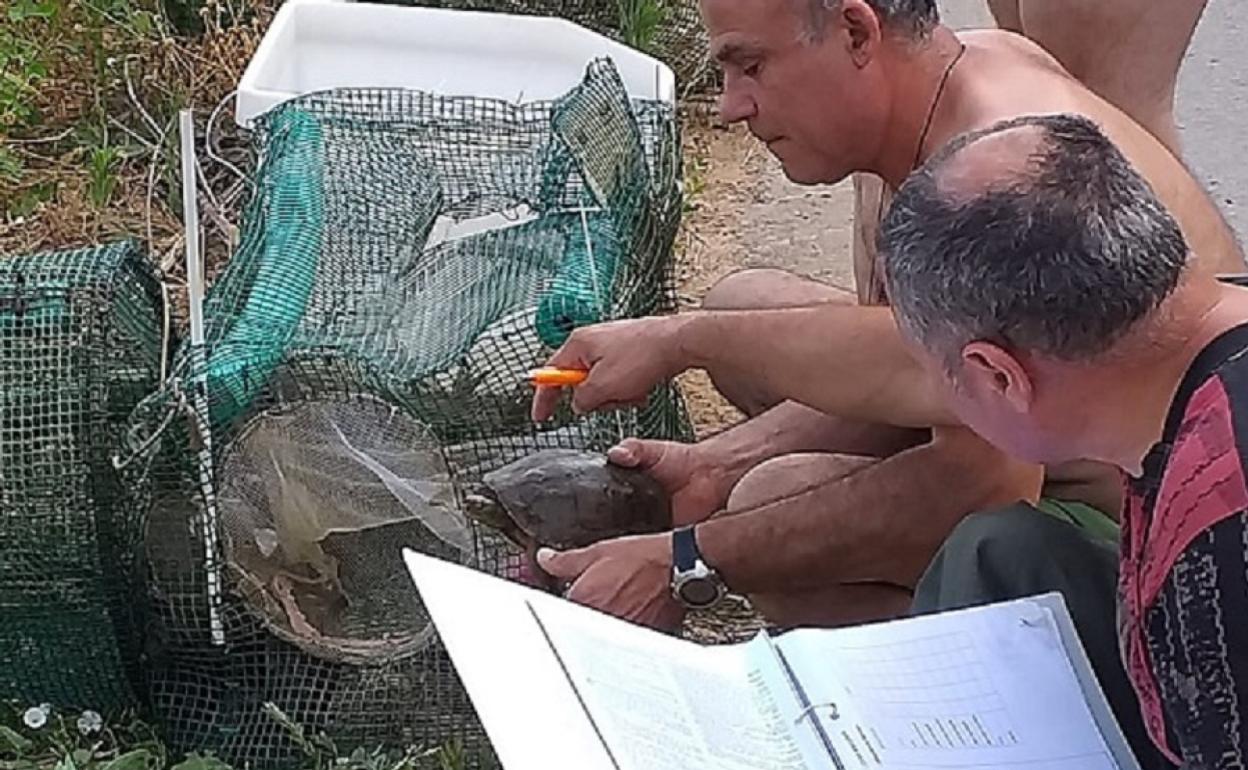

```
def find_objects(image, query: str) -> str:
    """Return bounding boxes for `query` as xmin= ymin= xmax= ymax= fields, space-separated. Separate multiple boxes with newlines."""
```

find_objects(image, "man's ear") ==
xmin=840 ymin=0 xmax=884 ymax=67
xmin=960 ymin=341 xmax=1034 ymax=413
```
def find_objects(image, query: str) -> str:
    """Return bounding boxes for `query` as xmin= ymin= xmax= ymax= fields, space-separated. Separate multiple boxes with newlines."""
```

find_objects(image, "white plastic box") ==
xmin=235 ymin=0 xmax=676 ymax=127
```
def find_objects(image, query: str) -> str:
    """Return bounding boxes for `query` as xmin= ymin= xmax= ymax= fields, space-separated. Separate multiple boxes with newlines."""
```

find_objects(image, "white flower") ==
xmin=22 ymin=705 xmax=48 ymax=729
xmin=77 ymin=710 xmax=103 ymax=735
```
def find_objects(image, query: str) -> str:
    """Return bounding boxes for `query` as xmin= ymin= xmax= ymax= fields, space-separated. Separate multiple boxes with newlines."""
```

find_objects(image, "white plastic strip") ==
xmin=180 ymin=109 xmax=227 ymax=646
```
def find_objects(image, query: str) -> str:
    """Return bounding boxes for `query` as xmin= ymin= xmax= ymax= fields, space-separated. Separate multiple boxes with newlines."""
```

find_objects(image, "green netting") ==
xmin=0 ymin=240 xmax=167 ymax=715
xmin=379 ymin=0 xmax=715 ymax=92
xmin=113 ymin=58 xmax=691 ymax=766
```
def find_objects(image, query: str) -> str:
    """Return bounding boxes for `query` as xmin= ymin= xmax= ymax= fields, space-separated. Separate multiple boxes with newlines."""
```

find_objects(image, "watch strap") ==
xmin=672 ymin=525 xmax=700 ymax=573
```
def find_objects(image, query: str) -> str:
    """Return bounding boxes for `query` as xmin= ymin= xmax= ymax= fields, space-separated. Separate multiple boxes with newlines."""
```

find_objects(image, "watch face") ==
xmin=678 ymin=578 xmax=720 ymax=608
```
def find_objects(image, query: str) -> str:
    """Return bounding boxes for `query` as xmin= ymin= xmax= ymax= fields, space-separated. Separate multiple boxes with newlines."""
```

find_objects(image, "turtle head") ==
xmin=461 ymin=483 xmax=504 ymax=526
xmin=461 ymin=483 xmax=528 ymax=548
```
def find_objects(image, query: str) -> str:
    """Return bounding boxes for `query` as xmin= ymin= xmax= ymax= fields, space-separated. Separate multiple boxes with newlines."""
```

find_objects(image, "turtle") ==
xmin=462 ymin=448 xmax=672 ymax=590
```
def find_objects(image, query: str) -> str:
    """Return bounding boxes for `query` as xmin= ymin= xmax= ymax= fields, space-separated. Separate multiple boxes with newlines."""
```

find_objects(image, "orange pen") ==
xmin=528 ymin=367 xmax=589 ymax=387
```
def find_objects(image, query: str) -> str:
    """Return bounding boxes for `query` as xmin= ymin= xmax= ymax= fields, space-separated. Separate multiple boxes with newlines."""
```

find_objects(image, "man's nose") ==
xmin=718 ymin=82 xmax=757 ymax=124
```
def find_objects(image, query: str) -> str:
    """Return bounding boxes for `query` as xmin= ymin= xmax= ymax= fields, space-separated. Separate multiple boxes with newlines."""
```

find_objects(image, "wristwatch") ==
xmin=671 ymin=525 xmax=727 ymax=610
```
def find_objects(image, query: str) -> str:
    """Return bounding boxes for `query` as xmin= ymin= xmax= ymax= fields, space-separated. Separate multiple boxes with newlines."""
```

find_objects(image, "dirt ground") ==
xmin=672 ymin=113 xmax=859 ymax=441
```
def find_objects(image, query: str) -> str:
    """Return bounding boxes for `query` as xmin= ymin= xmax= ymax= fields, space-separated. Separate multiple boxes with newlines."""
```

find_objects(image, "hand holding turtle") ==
xmin=605 ymin=438 xmax=733 ymax=527
xmin=526 ymin=440 xmax=732 ymax=631
xmin=461 ymin=448 xmax=673 ymax=591
xmin=537 ymin=533 xmax=685 ymax=633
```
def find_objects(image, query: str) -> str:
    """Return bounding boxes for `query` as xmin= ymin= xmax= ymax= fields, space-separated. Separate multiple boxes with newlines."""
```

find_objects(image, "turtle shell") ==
xmin=481 ymin=448 xmax=672 ymax=550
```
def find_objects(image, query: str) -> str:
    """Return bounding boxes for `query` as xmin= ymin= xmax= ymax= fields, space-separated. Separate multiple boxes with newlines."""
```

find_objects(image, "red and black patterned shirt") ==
xmin=1121 ymin=323 xmax=1248 ymax=768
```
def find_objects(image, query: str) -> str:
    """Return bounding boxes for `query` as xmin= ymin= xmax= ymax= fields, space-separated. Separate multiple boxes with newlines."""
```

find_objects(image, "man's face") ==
xmin=700 ymin=0 xmax=887 ymax=184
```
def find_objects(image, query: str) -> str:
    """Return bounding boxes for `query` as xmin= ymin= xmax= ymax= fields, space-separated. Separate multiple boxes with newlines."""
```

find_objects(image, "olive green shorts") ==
xmin=1034 ymin=497 xmax=1120 ymax=544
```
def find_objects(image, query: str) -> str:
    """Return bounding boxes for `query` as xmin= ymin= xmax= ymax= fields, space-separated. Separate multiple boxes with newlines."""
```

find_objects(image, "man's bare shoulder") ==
xmin=950 ymin=26 xmax=1244 ymax=287
xmin=950 ymin=28 xmax=1138 ymax=134
xmin=956 ymin=28 xmax=1069 ymax=75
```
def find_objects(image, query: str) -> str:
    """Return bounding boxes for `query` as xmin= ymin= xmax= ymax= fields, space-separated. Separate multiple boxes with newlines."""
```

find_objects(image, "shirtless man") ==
xmin=528 ymin=5 xmax=1240 ymax=758
xmin=852 ymin=0 xmax=1211 ymax=305
xmin=528 ymin=0 xmax=1244 ymax=630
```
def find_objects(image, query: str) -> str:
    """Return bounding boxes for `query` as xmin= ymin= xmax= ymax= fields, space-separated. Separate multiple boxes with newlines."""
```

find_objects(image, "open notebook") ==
xmin=403 ymin=551 xmax=1141 ymax=770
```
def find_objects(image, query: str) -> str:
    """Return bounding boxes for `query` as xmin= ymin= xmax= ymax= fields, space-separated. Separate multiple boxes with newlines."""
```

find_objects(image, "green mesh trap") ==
xmin=0 ymin=241 xmax=167 ymax=715
xmin=115 ymin=58 xmax=691 ymax=766
xmin=380 ymin=0 xmax=714 ymax=91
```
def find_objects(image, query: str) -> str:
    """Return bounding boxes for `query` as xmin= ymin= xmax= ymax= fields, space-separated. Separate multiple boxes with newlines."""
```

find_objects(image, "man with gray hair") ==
xmin=882 ymin=113 xmax=1248 ymax=768
xmin=529 ymin=0 xmax=1241 ymax=638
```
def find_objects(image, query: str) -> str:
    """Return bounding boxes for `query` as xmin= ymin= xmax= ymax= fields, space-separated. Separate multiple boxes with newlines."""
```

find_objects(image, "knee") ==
xmin=701 ymin=268 xmax=778 ymax=311
xmin=701 ymin=268 xmax=849 ymax=312
xmin=725 ymin=452 xmax=876 ymax=513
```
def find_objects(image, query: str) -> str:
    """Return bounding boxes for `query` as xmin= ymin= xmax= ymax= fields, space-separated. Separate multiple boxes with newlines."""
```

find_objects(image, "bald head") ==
xmin=926 ymin=123 xmax=1049 ymax=203
xmin=880 ymin=114 xmax=1189 ymax=368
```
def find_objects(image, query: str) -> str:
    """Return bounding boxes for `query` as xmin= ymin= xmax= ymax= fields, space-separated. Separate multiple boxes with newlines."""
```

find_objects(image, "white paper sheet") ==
xmin=532 ymin=596 xmax=813 ymax=770
xmin=775 ymin=599 xmax=1124 ymax=770
xmin=403 ymin=551 xmax=616 ymax=770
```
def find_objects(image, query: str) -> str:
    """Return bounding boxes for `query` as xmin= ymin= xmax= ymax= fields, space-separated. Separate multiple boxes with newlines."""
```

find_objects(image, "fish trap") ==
xmin=116 ymin=58 xmax=691 ymax=766
xmin=0 ymin=241 xmax=167 ymax=714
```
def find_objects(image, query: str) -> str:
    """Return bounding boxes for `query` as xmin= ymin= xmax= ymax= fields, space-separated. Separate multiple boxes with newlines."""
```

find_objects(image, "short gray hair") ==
xmin=880 ymin=114 xmax=1188 ymax=369
xmin=802 ymin=0 xmax=940 ymax=40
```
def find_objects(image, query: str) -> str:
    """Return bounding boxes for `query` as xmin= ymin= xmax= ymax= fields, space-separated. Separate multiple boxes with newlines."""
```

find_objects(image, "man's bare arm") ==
xmin=678 ymin=305 xmax=955 ymax=427
xmin=533 ymin=303 xmax=959 ymax=428
xmin=697 ymin=428 xmax=1044 ymax=593
xmin=673 ymin=400 xmax=929 ymax=506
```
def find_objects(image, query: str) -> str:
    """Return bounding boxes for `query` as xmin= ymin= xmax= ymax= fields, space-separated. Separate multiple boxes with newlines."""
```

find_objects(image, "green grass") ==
xmin=616 ymin=0 xmax=666 ymax=53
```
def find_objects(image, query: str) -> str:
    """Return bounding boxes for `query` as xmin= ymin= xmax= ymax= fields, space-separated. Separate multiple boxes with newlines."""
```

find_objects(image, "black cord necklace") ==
xmin=865 ymin=42 xmax=968 ymax=303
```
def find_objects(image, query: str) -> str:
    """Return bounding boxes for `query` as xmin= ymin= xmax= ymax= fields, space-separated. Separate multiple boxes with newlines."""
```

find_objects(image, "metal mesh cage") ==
xmin=0 ymin=240 xmax=167 ymax=715
xmin=114 ymin=58 xmax=692 ymax=766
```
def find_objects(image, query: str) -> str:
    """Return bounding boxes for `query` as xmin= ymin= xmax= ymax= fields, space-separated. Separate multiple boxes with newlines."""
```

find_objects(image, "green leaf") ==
xmin=87 ymin=145 xmax=119 ymax=208
xmin=101 ymin=749 xmax=156 ymax=770
xmin=0 ymin=725 xmax=33 ymax=754
xmin=170 ymin=753 xmax=233 ymax=770
xmin=616 ymin=0 xmax=666 ymax=51
xmin=71 ymin=750 xmax=93 ymax=766
xmin=7 ymin=0 xmax=56 ymax=21
xmin=132 ymin=10 xmax=153 ymax=35
xmin=8 ymin=180 xmax=54 ymax=218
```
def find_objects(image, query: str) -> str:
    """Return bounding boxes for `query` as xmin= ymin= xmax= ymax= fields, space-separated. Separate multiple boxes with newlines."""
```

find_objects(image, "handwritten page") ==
xmin=775 ymin=598 xmax=1127 ymax=770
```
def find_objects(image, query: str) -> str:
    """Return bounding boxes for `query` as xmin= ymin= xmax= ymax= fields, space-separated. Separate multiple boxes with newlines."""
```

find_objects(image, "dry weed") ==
xmin=1 ymin=0 xmax=274 ymax=269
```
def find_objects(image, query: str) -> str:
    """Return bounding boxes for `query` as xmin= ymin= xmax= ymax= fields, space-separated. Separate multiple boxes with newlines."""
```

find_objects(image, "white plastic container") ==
xmin=235 ymin=0 xmax=676 ymax=127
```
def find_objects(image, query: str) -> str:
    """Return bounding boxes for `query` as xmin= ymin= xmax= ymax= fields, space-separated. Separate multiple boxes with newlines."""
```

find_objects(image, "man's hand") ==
xmin=528 ymin=439 xmax=737 ymax=631
xmin=607 ymin=438 xmax=733 ymax=527
xmin=531 ymin=316 xmax=690 ymax=422
xmin=537 ymin=532 xmax=685 ymax=633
